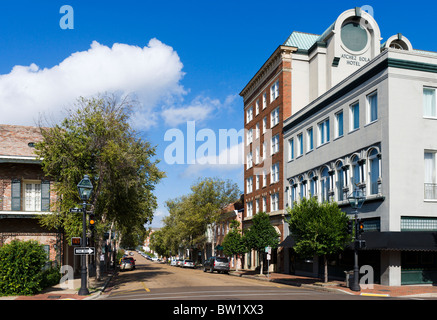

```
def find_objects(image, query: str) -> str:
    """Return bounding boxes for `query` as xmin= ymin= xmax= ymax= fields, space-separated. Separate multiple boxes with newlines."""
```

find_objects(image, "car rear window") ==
xmin=216 ymin=258 xmax=228 ymax=263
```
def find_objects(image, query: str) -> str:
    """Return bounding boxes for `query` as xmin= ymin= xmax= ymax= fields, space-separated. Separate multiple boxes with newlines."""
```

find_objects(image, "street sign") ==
xmin=74 ymin=247 xmax=95 ymax=255
xmin=265 ymin=246 xmax=271 ymax=254
xmin=267 ymin=254 xmax=271 ymax=260
xmin=70 ymin=208 xmax=82 ymax=213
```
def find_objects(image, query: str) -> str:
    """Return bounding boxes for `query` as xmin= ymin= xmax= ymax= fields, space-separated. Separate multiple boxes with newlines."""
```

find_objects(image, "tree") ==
xmin=222 ymin=220 xmax=246 ymax=271
xmin=35 ymin=94 xmax=165 ymax=280
xmin=243 ymin=211 xmax=280 ymax=275
xmin=286 ymin=197 xmax=351 ymax=282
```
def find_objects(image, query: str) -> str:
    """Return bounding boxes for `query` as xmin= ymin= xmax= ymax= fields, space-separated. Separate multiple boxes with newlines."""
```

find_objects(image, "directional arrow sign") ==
xmin=69 ymin=208 xmax=82 ymax=213
xmin=74 ymin=247 xmax=95 ymax=255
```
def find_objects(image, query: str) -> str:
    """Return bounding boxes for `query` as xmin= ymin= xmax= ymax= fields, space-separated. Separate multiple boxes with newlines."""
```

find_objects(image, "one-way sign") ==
xmin=74 ymin=247 xmax=95 ymax=255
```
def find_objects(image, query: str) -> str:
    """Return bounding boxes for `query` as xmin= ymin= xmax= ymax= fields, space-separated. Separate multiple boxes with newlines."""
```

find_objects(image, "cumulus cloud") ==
xmin=0 ymin=38 xmax=185 ymax=127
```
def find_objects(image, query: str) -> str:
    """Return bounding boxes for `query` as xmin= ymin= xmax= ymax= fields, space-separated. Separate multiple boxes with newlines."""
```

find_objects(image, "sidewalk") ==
xmin=0 ymin=271 xmax=115 ymax=300
xmin=229 ymin=269 xmax=437 ymax=298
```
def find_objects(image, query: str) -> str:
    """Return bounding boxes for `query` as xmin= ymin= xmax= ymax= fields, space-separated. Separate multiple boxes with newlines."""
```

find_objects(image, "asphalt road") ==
xmin=98 ymin=252 xmax=381 ymax=301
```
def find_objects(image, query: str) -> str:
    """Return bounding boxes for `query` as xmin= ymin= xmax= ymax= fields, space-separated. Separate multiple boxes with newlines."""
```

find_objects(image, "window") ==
xmin=289 ymin=182 xmax=297 ymax=208
xmin=263 ymin=169 xmax=267 ymax=187
xmin=262 ymin=92 xmax=267 ymax=110
xmin=299 ymin=176 xmax=306 ymax=200
xmin=320 ymin=167 xmax=331 ymax=203
xmin=271 ymin=162 xmax=279 ymax=183
xmin=425 ymin=151 xmax=437 ymax=199
xmin=367 ymin=91 xmax=378 ymax=123
xmin=288 ymin=138 xmax=294 ymax=161
xmin=255 ymin=123 xmax=260 ymax=140
xmin=336 ymin=162 xmax=345 ymax=201
xmin=262 ymin=142 xmax=266 ymax=161
xmin=255 ymin=199 xmax=260 ymax=214
xmin=424 ymin=87 xmax=437 ymax=118
xmin=351 ymin=155 xmax=362 ymax=186
xmin=350 ymin=102 xmax=359 ymax=131
xmin=255 ymin=146 xmax=259 ymax=164
xmin=368 ymin=149 xmax=380 ymax=195
xmin=262 ymin=196 xmax=267 ymax=212
xmin=11 ymin=180 xmax=50 ymax=212
xmin=307 ymin=127 xmax=314 ymax=152
xmin=271 ymin=134 xmax=279 ymax=155
xmin=297 ymin=133 xmax=303 ymax=156
xmin=247 ymin=201 xmax=253 ymax=217
xmin=246 ymin=128 xmax=253 ymax=145
xmin=335 ymin=111 xmax=344 ymax=138
xmin=309 ymin=172 xmax=317 ymax=198
xmin=255 ymin=100 xmax=260 ymax=116
xmin=271 ymin=107 xmax=279 ymax=127
xmin=246 ymin=176 xmax=253 ymax=193
xmin=263 ymin=116 xmax=267 ymax=133
xmin=318 ymin=119 xmax=330 ymax=146
xmin=246 ymin=151 xmax=253 ymax=169
xmin=256 ymin=175 xmax=260 ymax=190
xmin=271 ymin=193 xmax=279 ymax=211
xmin=246 ymin=107 xmax=253 ymax=123
xmin=270 ymin=80 xmax=279 ymax=101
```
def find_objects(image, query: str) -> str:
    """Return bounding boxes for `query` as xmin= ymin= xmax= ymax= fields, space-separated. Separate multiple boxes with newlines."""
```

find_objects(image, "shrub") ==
xmin=40 ymin=265 xmax=61 ymax=289
xmin=0 ymin=240 xmax=47 ymax=296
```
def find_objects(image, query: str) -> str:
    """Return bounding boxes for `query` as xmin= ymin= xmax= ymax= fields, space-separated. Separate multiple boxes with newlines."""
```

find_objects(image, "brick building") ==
xmin=0 ymin=124 xmax=62 ymax=264
xmin=240 ymin=46 xmax=296 ymax=272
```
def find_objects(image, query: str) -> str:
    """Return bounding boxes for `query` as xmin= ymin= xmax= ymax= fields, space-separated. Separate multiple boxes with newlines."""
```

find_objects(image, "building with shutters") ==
xmin=0 ymin=124 xmax=63 ymax=264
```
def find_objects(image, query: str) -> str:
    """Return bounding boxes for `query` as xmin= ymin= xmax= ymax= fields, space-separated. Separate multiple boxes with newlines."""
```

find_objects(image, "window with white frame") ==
xmin=11 ymin=180 xmax=50 ymax=212
xmin=289 ymin=181 xmax=297 ymax=208
xmin=368 ymin=149 xmax=380 ymax=195
xmin=423 ymin=87 xmax=437 ymax=118
xmin=350 ymin=102 xmax=359 ymax=131
xmin=262 ymin=196 xmax=267 ymax=212
xmin=24 ymin=182 xmax=42 ymax=211
xmin=246 ymin=128 xmax=253 ymax=145
xmin=246 ymin=106 xmax=253 ymax=124
xmin=307 ymin=127 xmax=314 ymax=152
xmin=299 ymin=176 xmax=306 ymax=200
xmin=335 ymin=111 xmax=344 ymax=138
xmin=271 ymin=107 xmax=279 ymax=127
xmin=262 ymin=142 xmax=266 ymax=161
xmin=256 ymin=175 xmax=260 ymax=190
xmin=255 ymin=99 xmax=260 ymax=116
xmin=246 ymin=151 xmax=253 ymax=169
xmin=271 ymin=134 xmax=279 ymax=155
xmin=263 ymin=116 xmax=267 ymax=133
xmin=308 ymin=172 xmax=317 ymax=198
xmin=271 ymin=162 xmax=279 ymax=183
xmin=424 ymin=151 xmax=437 ymax=199
xmin=246 ymin=176 xmax=253 ymax=193
xmin=318 ymin=118 xmax=330 ymax=146
xmin=247 ymin=201 xmax=253 ymax=217
xmin=255 ymin=146 xmax=259 ymax=164
xmin=255 ymin=123 xmax=260 ymax=140
xmin=270 ymin=80 xmax=279 ymax=101
xmin=271 ymin=192 xmax=279 ymax=212
xmin=263 ymin=169 xmax=267 ymax=187
xmin=336 ymin=162 xmax=345 ymax=201
xmin=351 ymin=155 xmax=363 ymax=186
xmin=367 ymin=91 xmax=378 ymax=123
xmin=288 ymin=138 xmax=294 ymax=161
xmin=297 ymin=133 xmax=303 ymax=156
xmin=262 ymin=92 xmax=267 ymax=110
xmin=255 ymin=198 xmax=260 ymax=214
xmin=320 ymin=167 xmax=331 ymax=203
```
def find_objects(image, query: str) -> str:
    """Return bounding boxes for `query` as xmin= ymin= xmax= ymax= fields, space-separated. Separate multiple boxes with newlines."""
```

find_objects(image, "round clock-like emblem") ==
xmin=341 ymin=22 xmax=368 ymax=52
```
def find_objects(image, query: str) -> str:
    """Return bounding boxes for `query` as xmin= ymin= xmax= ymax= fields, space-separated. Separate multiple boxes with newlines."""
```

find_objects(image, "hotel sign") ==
xmin=341 ymin=53 xmax=371 ymax=67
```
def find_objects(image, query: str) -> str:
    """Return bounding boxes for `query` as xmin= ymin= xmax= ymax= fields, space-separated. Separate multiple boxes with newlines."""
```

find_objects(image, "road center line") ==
xmin=141 ymin=282 xmax=150 ymax=292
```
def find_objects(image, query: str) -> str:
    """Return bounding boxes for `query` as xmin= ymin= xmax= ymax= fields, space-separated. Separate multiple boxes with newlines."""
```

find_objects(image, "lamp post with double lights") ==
xmin=347 ymin=187 xmax=366 ymax=292
xmin=77 ymin=174 xmax=93 ymax=296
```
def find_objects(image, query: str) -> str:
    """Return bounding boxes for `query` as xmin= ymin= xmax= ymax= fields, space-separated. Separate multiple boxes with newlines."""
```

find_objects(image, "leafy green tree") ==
xmin=243 ymin=211 xmax=280 ymax=275
xmin=35 ymin=94 xmax=165 ymax=280
xmin=222 ymin=220 xmax=246 ymax=271
xmin=286 ymin=197 xmax=351 ymax=282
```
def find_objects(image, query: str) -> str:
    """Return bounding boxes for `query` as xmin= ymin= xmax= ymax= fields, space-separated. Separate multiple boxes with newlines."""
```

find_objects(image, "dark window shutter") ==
xmin=41 ymin=180 xmax=51 ymax=211
xmin=11 ymin=179 xmax=21 ymax=211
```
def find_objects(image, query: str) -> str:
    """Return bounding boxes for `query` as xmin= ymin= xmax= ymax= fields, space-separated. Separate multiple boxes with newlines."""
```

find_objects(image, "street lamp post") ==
xmin=347 ymin=187 xmax=365 ymax=292
xmin=77 ymin=175 xmax=93 ymax=296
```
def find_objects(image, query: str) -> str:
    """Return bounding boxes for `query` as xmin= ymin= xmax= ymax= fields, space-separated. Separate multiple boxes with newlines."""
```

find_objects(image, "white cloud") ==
xmin=0 ymin=38 xmax=185 ymax=127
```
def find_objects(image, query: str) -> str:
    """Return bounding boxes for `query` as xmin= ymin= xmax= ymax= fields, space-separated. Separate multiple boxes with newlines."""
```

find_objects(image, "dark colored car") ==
xmin=203 ymin=256 xmax=230 ymax=274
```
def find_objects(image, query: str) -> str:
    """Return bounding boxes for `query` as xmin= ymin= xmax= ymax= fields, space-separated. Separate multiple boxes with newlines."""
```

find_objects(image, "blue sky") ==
xmin=1 ymin=0 xmax=436 ymax=228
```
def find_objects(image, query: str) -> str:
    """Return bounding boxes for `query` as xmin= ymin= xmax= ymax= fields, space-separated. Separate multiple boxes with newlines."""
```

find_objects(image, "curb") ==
xmin=84 ymin=273 xmax=115 ymax=300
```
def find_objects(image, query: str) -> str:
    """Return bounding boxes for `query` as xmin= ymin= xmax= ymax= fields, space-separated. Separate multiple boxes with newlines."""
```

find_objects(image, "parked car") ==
xmin=124 ymin=257 xmax=136 ymax=269
xmin=203 ymin=256 xmax=230 ymax=274
xmin=120 ymin=258 xmax=134 ymax=271
xmin=170 ymin=259 xmax=177 ymax=266
xmin=182 ymin=259 xmax=195 ymax=268
xmin=176 ymin=259 xmax=184 ymax=267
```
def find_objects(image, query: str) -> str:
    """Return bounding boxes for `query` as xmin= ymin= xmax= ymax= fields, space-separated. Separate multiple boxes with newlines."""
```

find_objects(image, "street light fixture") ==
xmin=77 ymin=174 xmax=93 ymax=296
xmin=347 ymin=187 xmax=365 ymax=292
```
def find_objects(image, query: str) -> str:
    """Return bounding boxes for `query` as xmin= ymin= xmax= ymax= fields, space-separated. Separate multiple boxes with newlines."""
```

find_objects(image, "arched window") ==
xmin=336 ymin=161 xmax=345 ymax=201
xmin=368 ymin=149 xmax=381 ymax=195
xmin=299 ymin=176 xmax=306 ymax=200
xmin=289 ymin=179 xmax=297 ymax=208
xmin=351 ymin=155 xmax=361 ymax=186
xmin=308 ymin=171 xmax=317 ymax=198
xmin=320 ymin=167 xmax=330 ymax=202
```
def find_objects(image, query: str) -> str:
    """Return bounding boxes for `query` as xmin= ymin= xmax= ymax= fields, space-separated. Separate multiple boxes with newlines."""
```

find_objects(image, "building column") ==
xmin=380 ymin=250 xmax=401 ymax=286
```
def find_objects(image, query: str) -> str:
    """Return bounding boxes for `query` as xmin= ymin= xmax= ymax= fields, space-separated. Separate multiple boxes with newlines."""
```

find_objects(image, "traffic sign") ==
xmin=70 ymin=208 xmax=82 ymax=213
xmin=71 ymin=237 xmax=81 ymax=246
xmin=74 ymin=247 xmax=95 ymax=255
